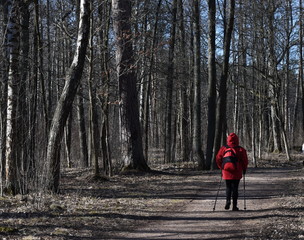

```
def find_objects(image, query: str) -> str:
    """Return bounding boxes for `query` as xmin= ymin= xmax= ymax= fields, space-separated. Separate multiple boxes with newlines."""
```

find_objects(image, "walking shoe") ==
xmin=232 ymin=206 xmax=239 ymax=211
xmin=225 ymin=202 xmax=230 ymax=210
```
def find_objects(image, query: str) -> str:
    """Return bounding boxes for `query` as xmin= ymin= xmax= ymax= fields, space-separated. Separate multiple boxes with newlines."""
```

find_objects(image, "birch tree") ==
xmin=46 ymin=0 xmax=90 ymax=193
xmin=5 ymin=0 xmax=20 ymax=194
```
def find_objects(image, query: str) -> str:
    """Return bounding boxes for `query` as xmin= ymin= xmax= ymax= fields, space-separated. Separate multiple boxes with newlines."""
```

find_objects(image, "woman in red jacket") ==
xmin=216 ymin=133 xmax=248 ymax=211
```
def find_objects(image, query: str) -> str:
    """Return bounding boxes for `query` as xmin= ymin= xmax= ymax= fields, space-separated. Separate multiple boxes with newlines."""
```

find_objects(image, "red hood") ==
xmin=226 ymin=133 xmax=239 ymax=147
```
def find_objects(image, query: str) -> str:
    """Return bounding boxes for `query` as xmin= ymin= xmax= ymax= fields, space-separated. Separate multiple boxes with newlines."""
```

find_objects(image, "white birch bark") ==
xmin=5 ymin=0 xmax=19 ymax=194
xmin=46 ymin=0 xmax=90 ymax=193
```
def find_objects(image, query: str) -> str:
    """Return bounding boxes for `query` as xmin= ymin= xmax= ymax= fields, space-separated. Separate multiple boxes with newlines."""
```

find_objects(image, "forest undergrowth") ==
xmin=0 ymin=153 xmax=303 ymax=239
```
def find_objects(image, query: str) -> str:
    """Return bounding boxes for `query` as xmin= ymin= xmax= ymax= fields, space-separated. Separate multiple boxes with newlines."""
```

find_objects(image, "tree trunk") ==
xmin=46 ymin=0 xmax=53 ymax=132
xmin=0 ymin=0 xmax=9 ymax=195
xmin=35 ymin=0 xmax=48 ymax=134
xmin=212 ymin=0 xmax=235 ymax=169
xmin=77 ymin=86 xmax=88 ymax=168
xmin=46 ymin=0 xmax=90 ymax=193
xmin=112 ymin=0 xmax=149 ymax=171
xmin=64 ymin=112 xmax=72 ymax=168
xmin=5 ymin=0 xmax=20 ymax=195
xmin=206 ymin=0 xmax=216 ymax=169
xmin=87 ymin=1 xmax=101 ymax=177
xmin=164 ymin=0 xmax=177 ymax=164
xmin=177 ymin=0 xmax=190 ymax=162
xmin=143 ymin=0 xmax=162 ymax=163
xmin=192 ymin=0 xmax=205 ymax=169
xmin=19 ymin=0 xmax=30 ymax=193
xmin=267 ymin=2 xmax=282 ymax=153
xmin=292 ymin=0 xmax=303 ymax=144
xmin=300 ymin=0 xmax=304 ymax=135
xmin=99 ymin=0 xmax=112 ymax=176
xmin=76 ymin=0 xmax=88 ymax=169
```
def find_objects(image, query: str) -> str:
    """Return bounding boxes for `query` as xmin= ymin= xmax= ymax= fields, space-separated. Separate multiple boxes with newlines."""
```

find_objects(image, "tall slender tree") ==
xmin=19 ymin=0 xmax=31 ymax=193
xmin=46 ymin=0 xmax=90 ymax=193
xmin=206 ymin=0 xmax=216 ymax=170
xmin=267 ymin=0 xmax=282 ymax=153
xmin=87 ymin=0 xmax=101 ymax=177
xmin=99 ymin=0 xmax=112 ymax=175
xmin=0 ymin=0 xmax=9 ymax=195
xmin=213 ymin=0 xmax=235 ymax=168
xmin=192 ymin=0 xmax=205 ymax=169
xmin=177 ymin=0 xmax=190 ymax=162
xmin=75 ymin=0 xmax=88 ymax=168
xmin=300 ymin=0 xmax=304 ymax=135
xmin=164 ymin=0 xmax=177 ymax=163
xmin=5 ymin=0 xmax=20 ymax=194
xmin=143 ymin=0 xmax=162 ymax=163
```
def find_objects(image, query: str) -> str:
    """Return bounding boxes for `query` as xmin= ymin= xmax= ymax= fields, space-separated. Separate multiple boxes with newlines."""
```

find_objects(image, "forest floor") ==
xmin=0 ymin=153 xmax=303 ymax=240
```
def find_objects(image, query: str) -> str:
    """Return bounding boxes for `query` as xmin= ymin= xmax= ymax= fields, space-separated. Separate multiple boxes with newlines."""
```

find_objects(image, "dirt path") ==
xmin=112 ymin=167 xmax=303 ymax=240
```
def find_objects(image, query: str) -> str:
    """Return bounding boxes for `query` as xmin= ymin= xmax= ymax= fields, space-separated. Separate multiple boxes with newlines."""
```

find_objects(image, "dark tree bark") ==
xmin=46 ymin=0 xmax=90 ymax=193
xmin=87 ymin=1 xmax=101 ymax=177
xmin=300 ymin=0 xmax=304 ymax=135
xmin=112 ymin=0 xmax=149 ymax=171
xmin=75 ymin=0 xmax=88 ymax=169
xmin=267 ymin=1 xmax=282 ymax=153
xmin=64 ymin=112 xmax=72 ymax=168
xmin=192 ymin=0 xmax=205 ymax=169
xmin=99 ymin=0 xmax=112 ymax=176
xmin=177 ymin=0 xmax=190 ymax=162
xmin=46 ymin=0 xmax=53 ymax=131
xmin=143 ymin=0 xmax=162 ymax=163
xmin=164 ymin=0 xmax=177 ymax=163
xmin=212 ymin=0 xmax=235 ymax=169
xmin=19 ymin=0 xmax=30 ymax=193
xmin=206 ymin=0 xmax=216 ymax=170
xmin=34 ymin=0 xmax=48 ymax=134
xmin=27 ymin=0 xmax=39 ymax=186
xmin=77 ymin=86 xmax=88 ymax=168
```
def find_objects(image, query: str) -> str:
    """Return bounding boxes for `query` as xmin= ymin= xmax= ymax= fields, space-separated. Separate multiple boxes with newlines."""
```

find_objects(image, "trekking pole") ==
xmin=213 ymin=174 xmax=222 ymax=211
xmin=243 ymin=173 xmax=246 ymax=210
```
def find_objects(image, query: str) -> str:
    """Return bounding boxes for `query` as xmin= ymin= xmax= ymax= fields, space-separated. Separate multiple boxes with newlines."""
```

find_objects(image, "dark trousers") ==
xmin=225 ymin=179 xmax=240 ymax=206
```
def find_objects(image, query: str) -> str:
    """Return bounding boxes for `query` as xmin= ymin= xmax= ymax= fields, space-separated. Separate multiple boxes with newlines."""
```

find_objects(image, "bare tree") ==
xmin=19 ymin=0 xmax=31 ymax=193
xmin=87 ymin=0 xmax=101 ymax=177
xmin=112 ymin=0 xmax=149 ymax=171
xmin=192 ymin=0 xmax=205 ymax=169
xmin=164 ymin=0 xmax=177 ymax=163
xmin=177 ymin=0 xmax=190 ymax=162
xmin=206 ymin=0 xmax=216 ymax=170
xmin=0 ymin=0 xmax=9 ymax=196
xmin=213 ymin=0 xmax=235 ymax=169
xmin=267 ymin=0 xmax=282 ymax=153
xmin=143 ymin=0 xmax=162 ymax=163
xmin=5 ymin=0 xmax=20 ymax=194
xmin=46 ymin=0 xmax=90 ymax=193
xmin=77 ymin=86 xmax=89 ymax=168
xmin=300 ymin=0 xmax=304 ymax=135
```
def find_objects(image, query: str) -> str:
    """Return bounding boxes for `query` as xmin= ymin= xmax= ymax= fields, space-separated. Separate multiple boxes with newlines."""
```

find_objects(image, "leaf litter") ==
xmin=0 ymin=155 xmax=302 ymax=239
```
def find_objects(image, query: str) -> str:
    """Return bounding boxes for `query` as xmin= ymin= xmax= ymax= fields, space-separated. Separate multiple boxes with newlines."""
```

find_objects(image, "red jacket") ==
xmin=216 ymin=133 xmax=248 ymax=180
